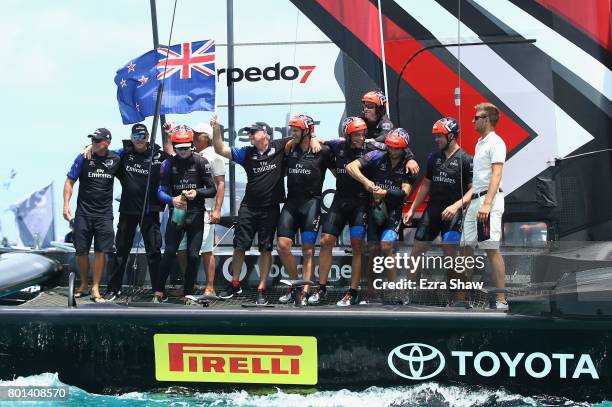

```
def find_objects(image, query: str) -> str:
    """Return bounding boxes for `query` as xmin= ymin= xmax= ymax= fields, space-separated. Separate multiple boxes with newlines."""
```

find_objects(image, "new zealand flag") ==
xmin=114 ymin=40 xmax=216 ymax=124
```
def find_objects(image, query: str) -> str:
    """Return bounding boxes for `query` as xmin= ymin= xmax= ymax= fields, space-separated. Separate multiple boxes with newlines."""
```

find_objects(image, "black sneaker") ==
xmin=219 ymin=283 xmax=242 ymax=299
xmin=256 ymin=290 xmax=268 ymax=306
xmin=103 ymin=290 xmax=121 ymax=302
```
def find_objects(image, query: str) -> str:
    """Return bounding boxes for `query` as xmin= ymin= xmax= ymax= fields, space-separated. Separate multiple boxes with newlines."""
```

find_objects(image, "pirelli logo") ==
xmin=154 ymin=334 xmax=318 ymax=384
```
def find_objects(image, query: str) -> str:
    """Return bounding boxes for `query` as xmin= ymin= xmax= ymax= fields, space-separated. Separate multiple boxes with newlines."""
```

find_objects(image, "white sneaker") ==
xmin=494 ymin=300 xmax=509 ymax=310
xmin=279 ymin=288 xmax=295 ymax=304
xmin=307 ymin=288 xmax=327 ymax=304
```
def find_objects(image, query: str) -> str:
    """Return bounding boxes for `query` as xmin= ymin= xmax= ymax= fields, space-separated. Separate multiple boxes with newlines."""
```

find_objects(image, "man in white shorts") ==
xmin=461 ymin=102 xmax=507 ymax=310
xmin=177 ymin=122 xmax=226 ymax=296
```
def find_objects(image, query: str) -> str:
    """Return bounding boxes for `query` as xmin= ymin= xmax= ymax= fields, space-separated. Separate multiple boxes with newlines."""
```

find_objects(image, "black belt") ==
xmin=472 ymin=189 xmax=503 ymax=199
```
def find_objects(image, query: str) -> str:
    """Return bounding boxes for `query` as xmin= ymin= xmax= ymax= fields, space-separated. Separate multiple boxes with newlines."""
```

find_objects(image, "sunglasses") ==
xmin=473 ymin=114 xmax=488 ymax=121
xmin=363 ymin=102 xmax=377 ymax=109
xmin=92 ymin=138 xmax=105 ymax=143
xmin=175 ymin=146 xmax=191 ymax=151
xmin=131 ymin=133 xmax=148 ymax=141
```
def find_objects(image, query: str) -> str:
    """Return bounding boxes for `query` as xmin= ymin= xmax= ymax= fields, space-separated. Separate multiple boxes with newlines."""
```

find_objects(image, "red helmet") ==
xmin=385 ymin=128 xmax=409 ymax=149
xmin=288 ymin=114 xmax=315 ymax=135
xmin=362 ymin=90 xmax=387 ymax=110
xmin=170 ymin=125 xmax=194 ymax=145
xmin=342 ymin=116 xmax=367 ymax=137
xmin=432 ymin=117 xmax=459 ymax=138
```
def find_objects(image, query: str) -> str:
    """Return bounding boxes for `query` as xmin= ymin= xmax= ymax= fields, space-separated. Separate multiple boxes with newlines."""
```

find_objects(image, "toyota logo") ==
xmin=388 ymin=343 xmax=445 ymax=380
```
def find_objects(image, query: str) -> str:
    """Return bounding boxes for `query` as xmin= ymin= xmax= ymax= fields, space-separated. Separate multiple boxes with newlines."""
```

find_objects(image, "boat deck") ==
xmin=3 ymin=285 xmax=534 ymax=313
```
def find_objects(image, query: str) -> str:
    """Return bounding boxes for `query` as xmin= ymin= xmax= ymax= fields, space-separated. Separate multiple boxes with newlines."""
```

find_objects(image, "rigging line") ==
xmin=126 ymin=0 xmax=179 ymax=305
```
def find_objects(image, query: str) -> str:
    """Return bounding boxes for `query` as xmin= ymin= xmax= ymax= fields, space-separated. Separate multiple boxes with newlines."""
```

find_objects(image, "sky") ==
xmin=0 ymin=0 xmax=346 ymax=243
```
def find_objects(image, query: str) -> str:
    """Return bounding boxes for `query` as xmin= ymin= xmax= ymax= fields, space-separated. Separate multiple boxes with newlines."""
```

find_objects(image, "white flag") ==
xmin=10 ymin=183 xmax=55 ymax=248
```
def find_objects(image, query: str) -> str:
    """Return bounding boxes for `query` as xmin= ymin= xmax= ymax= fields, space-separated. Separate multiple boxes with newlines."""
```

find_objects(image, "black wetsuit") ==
xmin=231 ymin=138 xmax=290 ymax=251
xmin=322 ymin=139 xmax=368 ymax=238
xmin=416 ymin=148 xmax=473 ymax=242
xmin=358 ymin=150 xmax=415 ymax=242
xmin=66 ymin=151 xmax=121 ymax=255
xmin=106 ymin=142 xmax=170 ymax=293
xmin=157 ymin=153 xmax=216 ymax=295
xmin=277 ymin=144 xmax=333 ymax=243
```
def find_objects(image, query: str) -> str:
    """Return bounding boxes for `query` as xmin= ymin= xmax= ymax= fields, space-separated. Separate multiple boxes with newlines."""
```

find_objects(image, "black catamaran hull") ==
xmin=0 ymin=307 xmax=610 ymax=402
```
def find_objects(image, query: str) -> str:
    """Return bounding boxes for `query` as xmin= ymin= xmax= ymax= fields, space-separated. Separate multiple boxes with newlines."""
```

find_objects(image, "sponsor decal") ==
xmin=217 ymin=63 xmax=316 ymax=86
xmin=154 ymin=334 xmax=318 ymax=385
xmin=388 ymin=343 xmax=599 ymax=380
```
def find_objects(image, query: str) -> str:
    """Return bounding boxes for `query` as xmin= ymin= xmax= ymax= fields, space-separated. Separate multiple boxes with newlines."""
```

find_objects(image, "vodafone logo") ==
xmin=217 ymin=63 xmax=316 ymax=86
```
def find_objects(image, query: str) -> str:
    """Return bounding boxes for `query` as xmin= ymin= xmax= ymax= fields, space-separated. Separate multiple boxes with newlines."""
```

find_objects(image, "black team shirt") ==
xmin=425 ymin=148 xmax=473 ymax=207
xmin=66 ymin=151 xmax=121 ymax=218
xmin=116 ymin=141 xmax=170 ymax=215
xmin=231 ymin=138 xmax=290 ymax=207
xmin=286 ymin=144 xmax=333 ymax=202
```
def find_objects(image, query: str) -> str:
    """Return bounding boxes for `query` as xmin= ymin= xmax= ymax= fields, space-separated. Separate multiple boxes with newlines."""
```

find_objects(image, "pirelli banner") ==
xmin=154 ymin=334 xmax=318 ymax=384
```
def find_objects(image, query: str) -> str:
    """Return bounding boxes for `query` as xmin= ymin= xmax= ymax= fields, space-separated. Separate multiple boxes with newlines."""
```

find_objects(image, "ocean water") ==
xmin=0 ymin=373 xmax=610 ymax=407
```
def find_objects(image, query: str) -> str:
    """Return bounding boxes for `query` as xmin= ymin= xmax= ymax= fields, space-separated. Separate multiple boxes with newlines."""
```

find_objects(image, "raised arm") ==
xmin=211 ymin=114 xmax=232 ymax=159
xmin=346 ymin=159 xmax=376 ymax=192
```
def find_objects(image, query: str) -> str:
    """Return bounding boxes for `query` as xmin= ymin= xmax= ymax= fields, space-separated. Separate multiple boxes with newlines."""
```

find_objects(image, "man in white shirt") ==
xmin=177 ymin=122 xmax=226 ymax=296
xmin=461 ymin=102 xmax=507 ymax=309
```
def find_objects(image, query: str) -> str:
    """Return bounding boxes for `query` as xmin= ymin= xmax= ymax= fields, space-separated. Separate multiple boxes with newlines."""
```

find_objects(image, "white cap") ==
xmin=193 ymin=122 xmax=213 ymax=136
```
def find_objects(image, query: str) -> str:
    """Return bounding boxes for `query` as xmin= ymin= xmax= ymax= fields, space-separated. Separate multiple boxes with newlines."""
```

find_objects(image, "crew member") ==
xmin=176 ymin=122 xmax=225 ymax=297
xmin=63 ymin=128 xmax=120 ymax=303
xmin=155 ymin=125 xmax=216 ymax=302
xmin=360 ymin=90 xmax=420 ymax=177
xmin=461 ymin=103 xmax=507 ymax=310
xmin=308 ymin=117 xmax=368 ymax=307
xmin=277 ymin=114 xmax=333 ymax=306
xmin=347 ymin=129 xmax=415 ymax=304
xmin=102 ymin=123 xmax=170 ymax=301
xmin=404 ymin=117 xmax=473 ymax=305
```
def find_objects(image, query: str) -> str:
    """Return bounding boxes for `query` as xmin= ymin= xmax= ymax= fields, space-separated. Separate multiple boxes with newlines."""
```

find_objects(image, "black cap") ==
xmin=88 ymin=128 xmax=112 ymax=141
xmin=131 ymin=123 xmax=149 ymax=137
xmin=249 ymin=122 xmax=273 ymax=136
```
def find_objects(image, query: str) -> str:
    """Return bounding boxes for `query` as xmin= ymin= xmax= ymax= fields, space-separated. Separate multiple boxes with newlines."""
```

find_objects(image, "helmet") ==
xmin=342 ymin=116 xmax=367 ymax=137
xmin=385 ymin=128 xmax=410 ymax=149
xmin=170 ymin=125 xmax=194 ymax=146
xmin=432 ymin=117 xmax=459 ymax=139
xmin=288 ymin=114 xmax=315 ymax=135
xmin=362 ymin=90 xmax=387 ymax=109
xmin=362 ymin=90 xmax=387 ymax=118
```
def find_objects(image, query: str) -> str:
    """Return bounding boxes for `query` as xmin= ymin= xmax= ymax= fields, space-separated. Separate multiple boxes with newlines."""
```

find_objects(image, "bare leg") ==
xmin=231 ymin=249 xmax=245 ymax=281
xmin=442 ymin=244 xmax=466 ymax=302
xmin=486 ymin=248 xmax=506 ymax=302
xmin=349 ymin=238 xmax=364 ymax=290
xmin=91 ymin=252 xmax=106 ymax=298
xmin=366 ymin=243 xmax=380 ymax=297
xmin=202 ymin=252 xmax=215 ymax=294
xmin=381 ymin=242 xmax=397 ymax=283
xmin=76 ymin=255 xmax=89 ymax=293
xmin=301 ymin=244 xmax=315 ymax=293
xmin=257 ymin=251 xmax=272 ymax=290
xmin=317 ymin=233 xmax=336 ymax=285
xmin=277 ymin=237 xmax=297 ymax=279
xmin=409 ymin=240 xmax=431 ymax=280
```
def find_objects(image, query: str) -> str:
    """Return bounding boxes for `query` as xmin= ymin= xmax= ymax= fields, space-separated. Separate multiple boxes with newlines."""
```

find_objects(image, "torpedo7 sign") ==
xmin=217 ymin=63 xmax=316 ymax=86
xmin=154 ymin=334 xmax=318 ymax=384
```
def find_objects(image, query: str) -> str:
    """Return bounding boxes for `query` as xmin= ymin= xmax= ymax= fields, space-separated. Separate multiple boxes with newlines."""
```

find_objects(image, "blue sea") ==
xmin=0 ymin=373 xmax=610 ymax=406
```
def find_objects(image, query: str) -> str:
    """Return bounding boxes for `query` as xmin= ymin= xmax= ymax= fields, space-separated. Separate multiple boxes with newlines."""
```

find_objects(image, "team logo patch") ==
xmin=382 ymin=122 xmax=392 ymax=131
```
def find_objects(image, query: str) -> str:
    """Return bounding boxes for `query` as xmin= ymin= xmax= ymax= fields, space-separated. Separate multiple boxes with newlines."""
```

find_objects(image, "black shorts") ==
xmin=367 ymin=203 xmax=403 ymax=243
xmin=322 ymin=197 xmax=367 ymax=237
xmin=415 ymin=203 xmax=463 ymax=242
xmin=277 ymin=198 xmax=321 ymax=243
xmin=73 ymin=214 xmax=115 ymax=255
xmin=234 ymin=205 xmax=280 ymax=252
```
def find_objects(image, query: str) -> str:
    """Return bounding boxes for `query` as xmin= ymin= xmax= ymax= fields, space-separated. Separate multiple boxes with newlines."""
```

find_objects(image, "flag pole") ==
xmin=227 ymin=0 xmax=236 ymax=216
xmin=149 ymin=0 xmax=167 ymax=145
